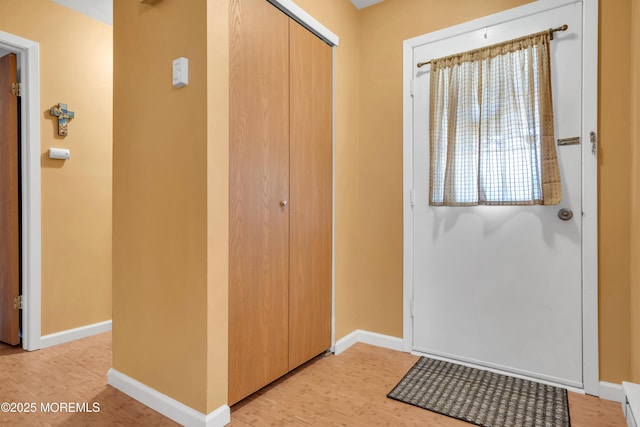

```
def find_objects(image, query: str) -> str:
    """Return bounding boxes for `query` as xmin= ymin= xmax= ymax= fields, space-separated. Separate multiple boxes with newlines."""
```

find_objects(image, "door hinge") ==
xmin=410 ymin=189 xmax=415 ymax=206
xmin=590 ymin=131 xmax=597 ymax=156
xmin=11 ymin=82 xmax=21 ymax=97
xmin=410 ymin=299 xmax=414 ymax=317
xmin=13 ymin=295 xmax=23 ymax=310
xmin=410 ymin=79 xmax=414 ymax=97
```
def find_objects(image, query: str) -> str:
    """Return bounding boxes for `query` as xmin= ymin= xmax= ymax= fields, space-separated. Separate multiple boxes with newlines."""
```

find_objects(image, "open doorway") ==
xmin=0 ymin=51 xmax=21 ymax=346
xmin=0 ymin=30 xmax=42 ymax=351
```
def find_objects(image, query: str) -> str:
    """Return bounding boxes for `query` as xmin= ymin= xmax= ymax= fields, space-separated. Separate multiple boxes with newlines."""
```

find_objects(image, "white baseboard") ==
xmin=334 ymin=330 xmax=360 ymax=355
xmin=599 ymin=381 xmax=624 ymax=403
xmin=39 ymin=320 xmax=112 ymax=349
xmin=108 ymin=369 xmax=230 ymax=427
xmin=334 ymin=329 xmax=404 ymax=355
xmin=359 ymin=330 xmax=404 ymax=351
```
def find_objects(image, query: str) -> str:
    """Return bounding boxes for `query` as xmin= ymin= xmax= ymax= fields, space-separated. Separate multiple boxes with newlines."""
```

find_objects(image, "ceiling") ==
xmin=51 ymin=0 xmax=112 ymax=26
xmin=50 ymin=0 xmax=383 ymax=25
xmin=350 ymin=0 xmax=384 ymax=9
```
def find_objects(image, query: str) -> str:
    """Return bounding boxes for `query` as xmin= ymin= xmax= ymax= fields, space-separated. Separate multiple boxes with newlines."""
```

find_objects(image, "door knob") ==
xmin=557 ymin=208 xmax=573 ymax=221
xmin=280 ymin=200 xmax=288 ymax=207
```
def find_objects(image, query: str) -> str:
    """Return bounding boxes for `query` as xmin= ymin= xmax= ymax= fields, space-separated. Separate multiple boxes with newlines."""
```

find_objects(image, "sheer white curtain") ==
xmin=429 ymin=31 xmax=562 ymax=206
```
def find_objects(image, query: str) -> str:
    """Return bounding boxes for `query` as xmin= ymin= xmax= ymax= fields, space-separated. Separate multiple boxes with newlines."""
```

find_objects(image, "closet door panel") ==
xmin=288 ymin=20 xmax=333 ymax=370
xmin=229 ymin=0 xmax=290 ymax=405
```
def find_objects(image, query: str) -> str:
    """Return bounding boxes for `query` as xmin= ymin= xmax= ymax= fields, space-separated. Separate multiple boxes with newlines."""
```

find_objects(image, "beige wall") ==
xmin=113 ymin=0 xmax=209 ymax=412
xmin=0 ymin=0 xmax=112 ymax=335
xmin=599 ymin=0 xmax=633 ymax=384
xmin=630 ymin=0 xmax=640 ymax=383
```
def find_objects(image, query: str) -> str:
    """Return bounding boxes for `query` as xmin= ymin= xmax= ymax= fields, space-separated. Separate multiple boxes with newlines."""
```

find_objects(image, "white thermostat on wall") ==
xmin=49 ymin=147 xmax=70 ymax=160
xmin=172 ymin=57 xmax=189 ymax=88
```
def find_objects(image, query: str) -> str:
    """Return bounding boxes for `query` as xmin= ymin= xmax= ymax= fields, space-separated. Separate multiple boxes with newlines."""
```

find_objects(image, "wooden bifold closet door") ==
xmin=229 ymin=0 xmax=332 ymax=406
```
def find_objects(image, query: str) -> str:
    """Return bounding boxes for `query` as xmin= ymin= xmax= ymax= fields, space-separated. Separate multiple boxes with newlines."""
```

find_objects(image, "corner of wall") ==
xmin=206 ymin=0 xmax=231 ymax=412
xmin=112 ymin=0 xmax=209 ymax=413
xmin=629 ymin=0 xmax=640 ymax=384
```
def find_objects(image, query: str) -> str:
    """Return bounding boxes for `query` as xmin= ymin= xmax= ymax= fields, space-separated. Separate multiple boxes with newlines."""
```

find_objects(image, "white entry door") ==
xmin=411 ymin=2 xmax=585 ymax=388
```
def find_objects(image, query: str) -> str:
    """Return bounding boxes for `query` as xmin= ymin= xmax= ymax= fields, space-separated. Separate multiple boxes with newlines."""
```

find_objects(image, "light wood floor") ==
xmin=231 ymin=343 xmax=627 ymax=427
xmin=0 ymin=332 xmax=627 ymax=426
xmin=0 ymin=332 xmax=177 ymax=426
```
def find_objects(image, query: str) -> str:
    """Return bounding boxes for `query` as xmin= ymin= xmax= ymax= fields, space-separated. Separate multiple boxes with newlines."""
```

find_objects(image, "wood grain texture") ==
xmin=229 ymin=0 xmax=291 ymax=405
xmin=0 ymin=52 xmax=20 ymax=346
xmin=231 ymin=342 xmax=628 ymax=426
xmin=288 ymin=21 xmax=333 ymax=371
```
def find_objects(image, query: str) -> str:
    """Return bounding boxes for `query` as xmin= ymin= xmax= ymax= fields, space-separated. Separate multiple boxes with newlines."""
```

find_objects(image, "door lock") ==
xmin=557 ymin=209 xmax=573 ymax=221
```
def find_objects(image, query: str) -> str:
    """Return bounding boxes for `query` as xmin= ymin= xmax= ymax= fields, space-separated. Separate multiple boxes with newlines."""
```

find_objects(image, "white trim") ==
xmin=0 ymin=31 xmax=42 ymax=352
xmin=40 ymin=320 xmax=112 ymax=349
xmin=334 ymin=329 xmax=403 ymax=355
xmin=402 ymin=39 xmax=414 ymax=355
xmin=402 ymin=0 xmax=599 ymax=395
xmin=599 ymin=381 xmax=624 ymax=403
xmin=580 ymin=0 xmax=600 ymax=396
xmin=359 ymin=330 xmax=403 ymax=351
xmin=330 ymin=46 xmax=336 ymax=351
xmin=334 ymin=330 xmax=361 ymax=355
xmin=267 ymin=0 xmax=339 ymax=46
xmin=108 ymin=369 xmax=231 ymax=427
xmin=204 ymin=406 xmax=232 ymax=427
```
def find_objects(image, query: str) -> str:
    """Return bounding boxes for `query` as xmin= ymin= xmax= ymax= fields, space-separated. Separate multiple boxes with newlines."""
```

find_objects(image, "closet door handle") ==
xmin=280 ymin=200 xmax=288 ymax=207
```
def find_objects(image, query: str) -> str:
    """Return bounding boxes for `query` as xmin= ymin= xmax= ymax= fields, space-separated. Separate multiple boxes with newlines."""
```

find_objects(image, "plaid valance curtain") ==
xmin=429 ymin=31 xmax=562 ymax=206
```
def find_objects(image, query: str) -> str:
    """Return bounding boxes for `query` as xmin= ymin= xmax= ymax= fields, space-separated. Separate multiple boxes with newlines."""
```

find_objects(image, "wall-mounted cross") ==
xmin=50 ymin=103 xmax=75 ymax=136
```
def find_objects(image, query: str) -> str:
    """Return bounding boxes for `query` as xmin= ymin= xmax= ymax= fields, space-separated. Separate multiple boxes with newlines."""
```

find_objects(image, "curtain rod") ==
xmin=416 ymin=24 xmax=568 ymax=68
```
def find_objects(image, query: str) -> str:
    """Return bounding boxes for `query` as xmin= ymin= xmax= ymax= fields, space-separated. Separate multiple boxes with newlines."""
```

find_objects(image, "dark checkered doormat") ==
xmin=387 ymin=357 xmax=570 ymax=427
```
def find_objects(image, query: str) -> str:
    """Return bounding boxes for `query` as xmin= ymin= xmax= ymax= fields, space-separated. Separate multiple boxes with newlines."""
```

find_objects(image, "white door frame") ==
xmin=0 ymin=31 xmax=41 ymax=351
xmin=402 ymin=0 xmax=599 ymax=395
